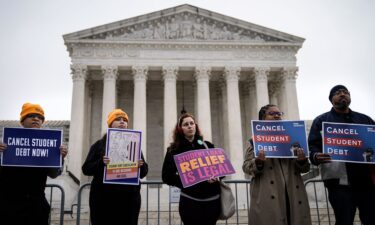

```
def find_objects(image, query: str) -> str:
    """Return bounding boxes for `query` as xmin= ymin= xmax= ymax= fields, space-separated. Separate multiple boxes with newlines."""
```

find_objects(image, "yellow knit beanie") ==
xmin=107 ymin=109 xmax=129 ymax=127
xmin=20 ymin=103 xmax=45 ymax=122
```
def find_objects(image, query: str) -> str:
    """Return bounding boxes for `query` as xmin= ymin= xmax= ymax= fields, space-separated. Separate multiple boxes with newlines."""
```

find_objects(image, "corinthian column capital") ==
xmin=70 ymin=64 xmax=87 ymax=81
xmin=223 ymin=66 xmax=241 ymax=81
xmin=254 ymin=67 xmax=270 ymax=81
xmin=102 ymin=65 xmax=118 ymax=80
xmin=194 ymin=66 xmax=211 ymax=81
xmin=282 ymin=67 xmax=298 ymax=81
xmin=162 ymin=65 xmax=178 ymax=81
xmin=132 ymin=65 xmax=148 ymax=81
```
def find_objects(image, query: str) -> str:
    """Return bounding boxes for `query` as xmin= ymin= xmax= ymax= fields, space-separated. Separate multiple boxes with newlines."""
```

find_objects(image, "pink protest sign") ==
xmin=173 ymin=148 xmax=235 ymax=188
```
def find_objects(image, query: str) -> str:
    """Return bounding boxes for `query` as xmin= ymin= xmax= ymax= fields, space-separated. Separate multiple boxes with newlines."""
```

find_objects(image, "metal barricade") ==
xmin=76 ymin=183 xmax=91 ymax=225
xmin=46 ymin=183 xmax=65 ymax=225
xmin=75 ymin=180 xmax=252 ymax=225
xmin=304 ymin=179 xmax=333 ymax=225
xmin=221 ymin=180 xmax=251 ymax=225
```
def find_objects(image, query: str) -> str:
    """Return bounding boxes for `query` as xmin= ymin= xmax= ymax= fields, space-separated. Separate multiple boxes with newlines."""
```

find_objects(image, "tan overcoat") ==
xmin=242 ymin=143 xmax=312 ymax=225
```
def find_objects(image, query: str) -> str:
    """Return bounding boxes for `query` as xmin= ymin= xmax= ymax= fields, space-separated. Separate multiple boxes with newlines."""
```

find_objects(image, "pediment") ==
xmin=64 ymin=4 xmax=304 ymax=44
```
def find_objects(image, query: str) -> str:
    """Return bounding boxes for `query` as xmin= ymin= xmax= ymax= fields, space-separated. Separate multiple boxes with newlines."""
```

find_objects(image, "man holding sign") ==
xmin=0 ymin=103 xmax=68 ymax=225
xmin=309 ymin=85 xmax=375 ymax=225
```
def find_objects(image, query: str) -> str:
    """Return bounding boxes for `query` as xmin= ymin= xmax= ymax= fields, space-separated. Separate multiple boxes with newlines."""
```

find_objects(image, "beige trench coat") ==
xmin=242 ymin=143 xmax=312 ymax=225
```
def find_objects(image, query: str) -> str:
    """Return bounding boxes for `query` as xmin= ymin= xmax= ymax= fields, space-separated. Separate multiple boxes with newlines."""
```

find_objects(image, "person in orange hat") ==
xmin=0 ymin=103 xmax=68 ymax=225
xmin=82 ymin=108 xmax=148 ymax=225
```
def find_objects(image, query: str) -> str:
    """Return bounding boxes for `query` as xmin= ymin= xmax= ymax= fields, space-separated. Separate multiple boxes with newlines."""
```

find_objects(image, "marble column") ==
xmin=162 ymin=65 xmax=178 ymax=152
xmin=194 ymin=66 xmax=212 ymax=142
xmin=68 ymin=64 xmax=87 ymax=182
xmin=101 ymin=65 xmax=118 ymax=134
xmin=241 ymin=83 xmax=251 ymax=145
xmin=224 ymin=66 xmax=244 ymax=179
xmin=282 ymin=67 xmax=300 ymax=120
xmin=132 ymin=65 xmax=148 ymax=159
xmin=248 ymin=77 xmax=258 ymax=133
xmin=254 ymin=67 xmax=270 ymax=111
xmin=219 ymin=80 xmax=229 ymax=154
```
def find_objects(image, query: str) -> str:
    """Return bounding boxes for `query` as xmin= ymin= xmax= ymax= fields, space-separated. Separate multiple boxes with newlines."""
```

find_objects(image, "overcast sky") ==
xmin=0 ymin=0 xmax=374 ymax=121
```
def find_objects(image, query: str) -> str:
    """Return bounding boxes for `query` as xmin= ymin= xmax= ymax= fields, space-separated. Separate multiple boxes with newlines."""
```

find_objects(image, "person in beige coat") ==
xmin=242 ymin=104 xmax=312 ymax=225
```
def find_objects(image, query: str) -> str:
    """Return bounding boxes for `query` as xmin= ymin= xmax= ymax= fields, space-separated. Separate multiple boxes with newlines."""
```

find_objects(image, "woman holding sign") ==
xmin=162 ymin=113 xmax=221 ymax=225
xmin=242 ymin=104 xmax=312 ymax=225
xmin=82 ymin=109 xmax=148 ymax=225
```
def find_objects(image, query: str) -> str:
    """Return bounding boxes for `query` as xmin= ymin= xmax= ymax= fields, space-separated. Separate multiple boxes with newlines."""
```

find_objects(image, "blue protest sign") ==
xmin=251 ymin=120 xmax=309 ymax=158
xmin=1 ymin=127 xmax=62 ymax=167
xmin=323 ymin=122 xmax=375 ymax=164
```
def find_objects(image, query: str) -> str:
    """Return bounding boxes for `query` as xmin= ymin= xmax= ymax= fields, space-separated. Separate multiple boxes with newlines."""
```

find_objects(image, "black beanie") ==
xmin=329 ymin=85 xmax=348 ymax=102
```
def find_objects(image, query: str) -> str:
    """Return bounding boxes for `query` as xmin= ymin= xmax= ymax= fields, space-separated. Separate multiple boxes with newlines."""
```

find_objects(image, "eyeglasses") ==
xmin=334 ymin=89 xmax=350 ymax=96
xmin=26 ymin=114 xmax=44 ymax=120
xmin=267 ymin=111 xmax=284 ymax=116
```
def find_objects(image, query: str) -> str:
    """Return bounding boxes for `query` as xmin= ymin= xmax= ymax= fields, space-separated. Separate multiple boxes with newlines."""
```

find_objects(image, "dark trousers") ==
xmin=327 ymin=185 xmax=375 ymax=225
xmin=179 ymin=195 xmax=220 ymax=225
xmin=89 ymin=190 xmax=141 ymax=225
xmin=0 ymin=195 xmax=50 ymax=225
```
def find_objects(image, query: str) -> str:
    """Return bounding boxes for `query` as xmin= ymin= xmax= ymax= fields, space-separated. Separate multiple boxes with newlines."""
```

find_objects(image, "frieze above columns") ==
xmin=68 ymin=43 xmax=298 ymax=63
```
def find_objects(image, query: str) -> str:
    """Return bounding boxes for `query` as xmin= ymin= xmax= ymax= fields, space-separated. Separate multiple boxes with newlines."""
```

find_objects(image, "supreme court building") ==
xmin=63 ymin=4 xmax=304 ymax=183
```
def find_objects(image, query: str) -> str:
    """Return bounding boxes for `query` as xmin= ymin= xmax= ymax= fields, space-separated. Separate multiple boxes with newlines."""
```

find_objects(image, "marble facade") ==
xmin=63 ymin=4 xmax=304 ymax=182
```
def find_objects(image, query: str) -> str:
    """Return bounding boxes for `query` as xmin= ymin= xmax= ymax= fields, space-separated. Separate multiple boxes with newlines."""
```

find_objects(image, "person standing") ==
xmin=82 ymin=109 xmax=148 ymax=225
xmin=243 ymin=104 xmax=312 ymax=225
xmin=162 ymin=113 xmax=221 ymax=225
xmin=308 ymin=85 xmax=375 ymax=225
xmin=0 ymin=103 xmax=68 ymax=225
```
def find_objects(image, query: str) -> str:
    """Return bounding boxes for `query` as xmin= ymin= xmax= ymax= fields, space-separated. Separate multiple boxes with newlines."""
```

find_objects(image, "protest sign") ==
xmin=173 ymin=148 xmax=235 ymax=188
xmin=251 ymin=120 xmax=309 ymax=158
xmin=323 ymin=122 xmax=375 ymax=164
xmin=103 ymin=128 xmax=142 ymax=185
xmin=1 ymin=127 xmax=62 ymax=167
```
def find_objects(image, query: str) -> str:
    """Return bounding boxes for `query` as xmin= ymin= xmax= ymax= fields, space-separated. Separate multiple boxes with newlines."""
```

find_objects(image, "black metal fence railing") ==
xmin=304 ymin=179 xmax=333 ymax=225
xmin=49 ymin=177 xmax=367 ymax=225
xmin=75 ymin=180 xmax=252 ymax=225
xmin=46 ymin=183 xmax=65 ymax=225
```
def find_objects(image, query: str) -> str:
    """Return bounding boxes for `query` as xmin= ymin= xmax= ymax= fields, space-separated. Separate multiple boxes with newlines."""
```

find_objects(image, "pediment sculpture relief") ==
xmin=84 ymin=13 xmax=285 ymax=42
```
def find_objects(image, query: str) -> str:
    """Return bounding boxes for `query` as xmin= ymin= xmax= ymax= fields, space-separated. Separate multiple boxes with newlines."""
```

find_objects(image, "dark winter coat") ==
xmin=308 ymin=107 xmax=375 ymax=189
xmin=0 ymin=162 xmax=62 ymax=225
xmin=162 ymin=137 xmax=221 ymax=225
xmin=82 ymin=135 xmax=148 ymax=225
